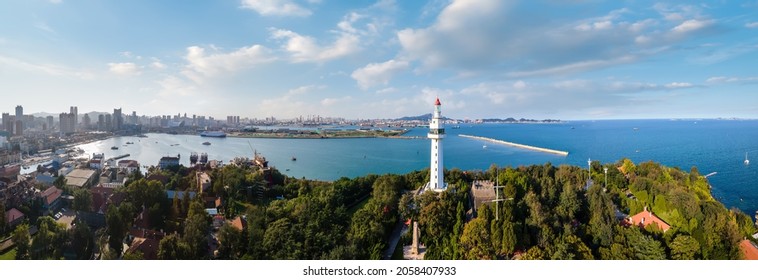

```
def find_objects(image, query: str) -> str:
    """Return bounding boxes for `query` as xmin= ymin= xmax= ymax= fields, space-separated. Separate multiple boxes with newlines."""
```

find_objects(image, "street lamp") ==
xmin=604 ymin=166 xmax=608 ymax=189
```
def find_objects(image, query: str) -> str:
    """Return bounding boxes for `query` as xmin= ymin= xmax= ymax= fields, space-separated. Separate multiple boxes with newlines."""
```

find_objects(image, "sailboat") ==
xmin=745 ymin=152 xmax=750 ymax=165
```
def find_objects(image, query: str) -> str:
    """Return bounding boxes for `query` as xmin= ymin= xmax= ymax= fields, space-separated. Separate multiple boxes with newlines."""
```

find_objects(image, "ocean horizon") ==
xmin=75 ymin=119 xmax=758 ymax=216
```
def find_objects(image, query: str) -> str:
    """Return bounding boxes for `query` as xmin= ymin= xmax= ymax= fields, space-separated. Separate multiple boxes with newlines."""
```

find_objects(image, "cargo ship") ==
xmin=200 ymin=131 xmax=226 ymax=137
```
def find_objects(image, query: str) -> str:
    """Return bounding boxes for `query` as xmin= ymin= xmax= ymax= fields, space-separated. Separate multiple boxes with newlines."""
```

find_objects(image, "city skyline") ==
xmin=1 ymin=0 xmax=757 ymax=120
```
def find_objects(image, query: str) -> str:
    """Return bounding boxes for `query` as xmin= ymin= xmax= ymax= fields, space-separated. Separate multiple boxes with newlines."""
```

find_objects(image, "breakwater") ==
xmin=459 ymin=134 xmax=569 ymax=156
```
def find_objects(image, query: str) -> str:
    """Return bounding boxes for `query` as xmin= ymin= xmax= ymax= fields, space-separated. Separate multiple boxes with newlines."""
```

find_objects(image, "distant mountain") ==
xmin=394 ymin=114 xmax=559 ymax=123
xmin=395 ymin=113 xmax=456 ymax=121
xmin=480 ymin=118 xmax=562 ymax=123
xmin=395 ymin=113 xmax=432 ymax=121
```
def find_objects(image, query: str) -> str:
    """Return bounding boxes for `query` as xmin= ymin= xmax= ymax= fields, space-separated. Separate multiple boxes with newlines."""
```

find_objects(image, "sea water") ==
xmin=76 ymin=119 xmax=758 ymax=214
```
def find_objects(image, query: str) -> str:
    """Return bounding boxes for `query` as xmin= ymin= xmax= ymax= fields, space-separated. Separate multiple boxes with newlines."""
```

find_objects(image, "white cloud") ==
xmin=182 ymin=44 xmax=274 ymax=81
xmin=321 ymin=96 xmax=352 ymax=106
xmin=108 ymin=62 xmax=141 ymax=76
xmin=507 ymin=56 xmax=636 ymax=78
xmin=396 ymin=0 xmax=721 ymax=78
xmin=288 ymin=84 xmax=325 ymax=95
xmin=150 ymin=60 xmax=166 ymax=70
xmin=746 ymin=22 xmax=758 ymax=28
xmin=706 ymin=76 xmax=758 ymax=84
xmin=671 ymin=19 xmax=713 ymax=33
xmin=351 ymin=59 xmax=409 ymax=89
xmin=240 ymin=0 xmax=311 ymax=17
xmin=376 ymin=87 xmax=397 ymax=94
xmin=0 ymin=55 xmax=93 ymax=79
xmin=270 ymin=28 xmax=360 ymax=63
xmin=664 ymin=82 xmax=693 ymax=89
xmin=513 ymin=80 xmax=527 ymax=89
xmin=157 ymin=75 xmax=196 ymax=97
xmin=35 ymin=22 xmax=55 ymax=33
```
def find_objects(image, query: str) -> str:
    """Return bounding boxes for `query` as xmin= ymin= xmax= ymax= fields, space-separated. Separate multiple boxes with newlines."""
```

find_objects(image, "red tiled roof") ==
xmin=129 ymin=228 xmax=166 ymax=240
xmin=127 ymin=237 xmax=160 ymax=260
xmin=628 ymin=209 xmax=671 ymax=232
xmin=740 ymin=240 xmax=758 ymax=260
xmin=91 ymin=186 xmax=115 ymax=213
xmin=134 ymin=207 xmax=150 ymax=229
xmin=5 ymin=208 xmax=24 ymax=224
xmin=230 ymin=216 xmax=247 ymax=231
xmin=41 ymin=187 xmax=62 ymax=206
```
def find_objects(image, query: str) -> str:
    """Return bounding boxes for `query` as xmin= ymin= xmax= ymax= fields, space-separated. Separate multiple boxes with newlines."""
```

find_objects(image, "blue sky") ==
xmin=1 ymin=0 xmax=757 ymax=120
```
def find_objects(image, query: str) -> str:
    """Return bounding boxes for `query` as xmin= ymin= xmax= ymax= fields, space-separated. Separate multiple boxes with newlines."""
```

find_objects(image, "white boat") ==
xmin=745 ymin=152 xmax=750 ymax=165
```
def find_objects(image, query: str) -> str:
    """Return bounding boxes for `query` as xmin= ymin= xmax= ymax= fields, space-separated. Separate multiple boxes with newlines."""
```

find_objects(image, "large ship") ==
xmin=200 ymin=131 xmax=226 ymax=137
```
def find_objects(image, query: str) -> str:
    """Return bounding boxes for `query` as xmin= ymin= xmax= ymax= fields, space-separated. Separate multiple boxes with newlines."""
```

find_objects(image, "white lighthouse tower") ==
xmin=427 ymin=97 xmax=446 ymax=192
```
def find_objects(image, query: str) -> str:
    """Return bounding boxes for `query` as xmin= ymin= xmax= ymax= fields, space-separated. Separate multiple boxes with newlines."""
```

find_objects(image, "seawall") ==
xmin=459 ymin=134 xmax=569 ymax=156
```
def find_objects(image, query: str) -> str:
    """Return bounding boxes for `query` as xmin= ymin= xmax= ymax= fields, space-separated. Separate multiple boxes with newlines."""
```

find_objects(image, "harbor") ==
xmin=459 ymin=134 xmax=569 ymax=156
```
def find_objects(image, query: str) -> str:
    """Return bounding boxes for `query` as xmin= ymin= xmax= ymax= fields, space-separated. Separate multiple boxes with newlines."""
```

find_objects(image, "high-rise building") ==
xmin=132 ymin=111 xmax=137 ymax=124
xmin=427 ymin=97 xmax=446 ymax=192
xmin=59 ymin=113 xmax=75 ymax=135
xmin=1 ymin=113 xmax=11 ymax=133
xmin=70 ymin=106 xmax=78 ymax=132
xmin=46 ymin=116 xmax=54 ymax=131
xmin=97 ymin=114 xmax=104 ymax=131
xmin=14 ymin=120 xmax=22 ymax=136
xmin=105 ymin=114 xmax=112 ymax=131
xmin=14 ymin=105 xmax=23 ymax=133
xmin=83 ymin=113 xmax=91 ymax=130
xmin=113 ymin=108 xmax=123 ymax=131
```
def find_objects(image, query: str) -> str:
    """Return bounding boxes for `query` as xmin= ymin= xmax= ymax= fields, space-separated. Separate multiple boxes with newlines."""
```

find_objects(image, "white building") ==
xmin=427 ymin=97 xmax=446 ymax=192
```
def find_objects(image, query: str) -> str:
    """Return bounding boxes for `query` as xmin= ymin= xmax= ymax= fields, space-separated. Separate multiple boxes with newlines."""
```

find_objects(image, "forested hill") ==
xmin=11 ymin=158 xmax=752 ymax=260
xmin=201 ymin=158 xmax=754 ymax=260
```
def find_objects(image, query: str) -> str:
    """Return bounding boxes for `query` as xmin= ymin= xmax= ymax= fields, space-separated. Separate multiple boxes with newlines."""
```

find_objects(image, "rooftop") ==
xmin=627 ymin=208 xmax=671 ymax=232
xmin=740 ymin=240 xmax=758 ymax=260
xmin=65 ymin=168 xmax=97 ymax=188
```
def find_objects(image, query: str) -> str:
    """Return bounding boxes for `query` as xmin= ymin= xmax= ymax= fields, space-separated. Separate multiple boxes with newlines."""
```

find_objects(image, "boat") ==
xmin=125 ymin=142 xmax=134 ymax=144
xmin=200 ymin=131 xmax=226 ymax=137
xmin=202 ymin=142 xmax=211 ymax=146
xmin=291 ymin=156 xmax=297 ymax=161
xmin=111 ymin=146 xmax=118 ymax=150
xmin=482 ymin=145 xmax=487 ymax=149
xmin=745 ymin=152 xmax=750 ymax=165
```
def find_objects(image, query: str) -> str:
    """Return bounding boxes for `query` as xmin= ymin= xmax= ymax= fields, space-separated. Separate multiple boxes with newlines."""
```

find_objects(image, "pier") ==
xmin=459 ymin=134 xmax=569 ymax=156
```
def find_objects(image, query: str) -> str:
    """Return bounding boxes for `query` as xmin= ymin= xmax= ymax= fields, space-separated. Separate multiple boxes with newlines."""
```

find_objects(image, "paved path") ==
xmin=382 ymin=220 xmax=407 ymax=260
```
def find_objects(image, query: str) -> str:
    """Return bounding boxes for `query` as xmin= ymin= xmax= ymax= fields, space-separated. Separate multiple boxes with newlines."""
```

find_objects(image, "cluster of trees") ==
xmin=10 ymin=216 xmax=94 ymax=260
xmin=402 ymin=160 xmax=754 ymax=260
xmin=4 ymin=157 xmax=753 ymax=260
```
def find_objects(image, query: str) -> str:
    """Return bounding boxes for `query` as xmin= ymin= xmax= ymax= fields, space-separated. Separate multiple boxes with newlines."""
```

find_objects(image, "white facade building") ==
xmin=427 ymin=98 xmax=446 ymax=192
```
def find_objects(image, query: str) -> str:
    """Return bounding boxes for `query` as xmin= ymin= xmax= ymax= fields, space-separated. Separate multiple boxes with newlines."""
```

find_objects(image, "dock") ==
xmin=459 ymin=134 xmax=569 ymax=156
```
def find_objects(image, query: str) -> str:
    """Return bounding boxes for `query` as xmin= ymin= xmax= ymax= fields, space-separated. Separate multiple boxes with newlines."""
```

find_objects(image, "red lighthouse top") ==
xmin=434 ymin=97 xmax=441 ymax=106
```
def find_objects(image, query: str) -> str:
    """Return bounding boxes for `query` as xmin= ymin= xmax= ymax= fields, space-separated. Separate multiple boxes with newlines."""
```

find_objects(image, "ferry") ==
xmin=200 ymin=131 xmax=226 ymax=137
